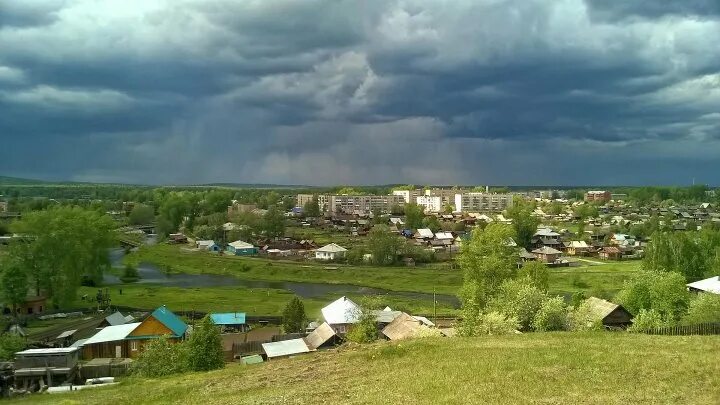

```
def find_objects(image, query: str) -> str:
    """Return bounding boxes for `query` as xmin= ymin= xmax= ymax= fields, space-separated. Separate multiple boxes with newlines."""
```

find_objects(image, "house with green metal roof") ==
xmin=127 ymin=306 xmax=188 ymax=341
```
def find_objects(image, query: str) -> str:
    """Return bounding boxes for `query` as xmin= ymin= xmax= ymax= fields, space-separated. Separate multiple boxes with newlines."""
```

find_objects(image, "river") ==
xmin=106 ymin=248 xmax=460 ymax=307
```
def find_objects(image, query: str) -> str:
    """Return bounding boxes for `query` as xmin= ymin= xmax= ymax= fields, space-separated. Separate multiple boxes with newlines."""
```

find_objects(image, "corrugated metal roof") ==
xmin=416 ymin=228 xmax=434 ymax=239
xmin=70 ymin=338 xmax=88 ymax=348
xmin=321 ymin=296 xmax=360 ymax=325
xmin=687 ymin=276 xmax=720 ymax=294
xmin=228 ymin=240 xmax=254 ymax=249
xmin=211 ymin=313 xmax=246 ymax=325
xmin=373 ymin=310 xmax=402 ymax=324
xmin=317 ymin=243 xmax=347 ymax=253
xmin=16 ymin=348 xmax=78 ymax=356
xmin=56 ymin=329 xmax=77 ymax=339
xmin=105 ymin=311 xmax=129 ymax=326
xmin=532 ymin=246 xmax=562 ymax=255
xmin=148 ymin=306 xmax=188 ymax=337
xmin=262 ymin=338 xmax=310 ymax=358
xmin=382 ymin=312 xmax=425 ymax=340
xmin=305 ymin=322 xmax=336 ymax=350
xmin=84 ymin=322 xmax=141 ymax=345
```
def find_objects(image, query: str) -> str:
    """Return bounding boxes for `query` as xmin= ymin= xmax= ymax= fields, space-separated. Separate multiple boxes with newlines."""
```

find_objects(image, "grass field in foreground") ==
xmin=72 ymin=284 xmax=459 ymax=318
xmin=15 ymin=333 xmax=720 ymax=404
xmin=125 ymin=244 xmax=640 ymax=299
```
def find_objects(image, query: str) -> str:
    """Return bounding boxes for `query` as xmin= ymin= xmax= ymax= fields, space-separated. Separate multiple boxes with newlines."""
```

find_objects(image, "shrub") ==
xmin=187 ymin=316 xmax=225 ymax=372
xmin=628 ymin=309 xmax=666 ymax=333
xmin=0 ymin=333 xmax=26 ymax=361
xmin=345 ymin=298 xmax=380 ymax=344
xmin=566 ymin=301 xmax=603 ymax=332
xmin=682 ymin=293 xmax=720 ymax=325
xmin=532 ymin=297 xmax=568 ymax=332
xmin=476 ymin=312 xmax=520 ymax=335
xmin=488 ymin=278 xmax=546 ymax=331
xmin=131 ymin=336 xmax=189 ymax=377
xmin=518 ymin=262 xmax=549 ymax=291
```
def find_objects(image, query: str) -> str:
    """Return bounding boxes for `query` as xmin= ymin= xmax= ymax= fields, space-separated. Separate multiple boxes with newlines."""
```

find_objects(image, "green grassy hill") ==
xmin=14 ymin=333 xmax=720 ymax=404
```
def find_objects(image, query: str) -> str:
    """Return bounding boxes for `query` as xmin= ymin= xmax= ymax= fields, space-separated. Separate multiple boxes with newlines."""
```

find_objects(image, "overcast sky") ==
xmin=1 ymin=1 xmax=719 ymax=186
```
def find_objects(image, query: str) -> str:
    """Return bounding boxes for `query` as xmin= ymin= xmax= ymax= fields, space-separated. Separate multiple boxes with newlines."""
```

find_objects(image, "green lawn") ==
xmin=125 ymin=244 xmax=462 ymax=295
xmin=72 ymin=284 xmax=459 ymax=318
xmin=15 ymin=333 xmax=720 ymax=404
xmin=124 ymin=245 xmax=640 ymax=302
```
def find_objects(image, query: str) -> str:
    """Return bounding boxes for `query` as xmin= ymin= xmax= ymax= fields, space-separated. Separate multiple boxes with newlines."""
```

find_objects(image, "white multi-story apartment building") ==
xmin=454 ymin=192 xmax=513 ymax=212
xmin=416 ymin=195 xmax=443 ymax=213
xmin=329 ymin=195 xmax=404 ymax=214
xmin=296 ymin=194 xmax=329 ymax=211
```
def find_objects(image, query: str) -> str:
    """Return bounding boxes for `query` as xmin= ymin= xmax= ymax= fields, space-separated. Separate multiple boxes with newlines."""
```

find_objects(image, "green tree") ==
xmin=261 ymin=206 xmax=286 ymax=238
xmin=627 ymin=309 xmax=666 ymax=332
xmin=187 ymin=315 xmax=225 ymax=372
xmin=404 ymin=203 xmax=425 ymax=230
xmin=366 ymin=225 xmax=402 ymax=265
xmin=128 ymin=204 xmax=155 ymax=225
xmin=458 ymin=223 xmax=518 ymax=333
xmin=303 ymin=197 xmax=321 ymax=218
xmin=282 ymin=296 xmax=307 ymax=333
xmin=9 ymin=206 xmax=115 ymax=307
xmin=346 ymin=298 xmax=379 ymax=344
xmin=422 ymin=216 xmax=442 ymax=233
xmin=518 ymin=261 xmax=549 ymax=291
xmin=506 ymin=198 xmax=539 ymax=250
xmin=1 ymin=261 xmax=28 ymax=317
xmin=616 ymin=270 xmax=690 ymax=323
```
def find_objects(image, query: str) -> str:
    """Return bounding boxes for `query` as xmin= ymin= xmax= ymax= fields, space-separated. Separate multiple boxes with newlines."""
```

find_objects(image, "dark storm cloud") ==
xmin=1 ymin=0 xmax=719 ymax=185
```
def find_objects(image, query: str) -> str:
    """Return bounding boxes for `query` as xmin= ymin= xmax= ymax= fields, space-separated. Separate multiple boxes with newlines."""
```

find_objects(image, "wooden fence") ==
xmin=645 ymin=322 xmax=720 ymax=336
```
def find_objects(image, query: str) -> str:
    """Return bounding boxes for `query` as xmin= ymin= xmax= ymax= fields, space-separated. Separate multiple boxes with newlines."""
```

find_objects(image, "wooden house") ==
xmin=599 ymin=246 xmax=622 ymax=260
xmin=126 ymin=306 xmax=188 ymax=349
xmin=531 ymin=246 xmax=562 ymax=263
xmin=584 ymin=297 xmax=633 ymax=329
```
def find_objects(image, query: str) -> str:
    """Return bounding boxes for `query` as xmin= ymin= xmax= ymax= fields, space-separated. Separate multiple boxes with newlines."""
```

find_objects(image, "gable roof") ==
xmin=144 ymin=306 xmax=188 ymax=337
xmin=104 ymin=311 xmax=129 ymax=326
xmin=210 ymin=313 xmax=246 ymax=325
xmin=585 ymin=297 xmax=623 ymax=321
xmin=317 ymin=243 xmax=348 ymax=253
xmin=84 ymin=322 xmax=141 ymax=345
xmin=304 ymin=322 xmax=336 ymax=350
xmin=228 ymin=240 xmax=254 ymax=249
xmin=382 ymin=312 xmax=426 ymax=340
xmin=321 ymin=296 xmax=360 ymax=324
xmin=415 ymin=228 xmax=434 ymax=239
xmin=570 ymin=241 xmax=589 ymax=248
xmin=434 ymin=232 xmax=454 ymax=240
xmin=687 ymin=276 xmax=720 ymax=294
xmin=531 ymin=246 xmax=562 ymax=255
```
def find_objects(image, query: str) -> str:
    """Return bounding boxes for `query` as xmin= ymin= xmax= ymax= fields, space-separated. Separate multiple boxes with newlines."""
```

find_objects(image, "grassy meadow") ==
xmin=14 ymin=333 xmax=720 ymax=404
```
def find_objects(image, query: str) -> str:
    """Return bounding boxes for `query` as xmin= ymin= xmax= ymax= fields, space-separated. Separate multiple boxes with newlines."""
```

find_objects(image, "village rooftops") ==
xmin=83 ymin=322 xmax=141 ymax=345
xmin=104 ymin=311 xmax=131 ymax=326
xmin=531 ymin=246 xmax=563 ymax=255
xmin=227 ymin=240 xmax=254 ymax=249
xmin=415 ymin=228 xmax=434 ymax=239
xmin=16 ymin=348 xmax=78 ymax=356
xmin=434 ymin=232 xmax=454 ymax=240
xmin=262 ymin=338 xmax=311 ymax=358
xmin=534 ymin=228 xmax=560 ymax=237
xmin=687 ymin=276 xmax=720 ymax=294
xmin=316 ymin=243 xmax=348 ymax=253
xmin=321 ymin=296 xmax=360 ymax=325
xmin=128 ymin=306 xmax=187 ymax=339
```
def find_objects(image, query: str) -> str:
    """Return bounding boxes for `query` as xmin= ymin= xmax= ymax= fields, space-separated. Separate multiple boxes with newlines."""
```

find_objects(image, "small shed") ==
xmin=14 ymin=348 xmax=79 ymax=390
xmin=382 ymin=312 xmax=427 ymax=340
xmin=585 ymin=297 xmax=633 ymax=329
xmin=304 ymin=322 xmax=337 ymax=350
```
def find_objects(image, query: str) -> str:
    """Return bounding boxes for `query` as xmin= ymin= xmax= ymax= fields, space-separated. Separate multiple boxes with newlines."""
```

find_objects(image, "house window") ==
xmin=131 ymin=341 xmax=138 ymax=351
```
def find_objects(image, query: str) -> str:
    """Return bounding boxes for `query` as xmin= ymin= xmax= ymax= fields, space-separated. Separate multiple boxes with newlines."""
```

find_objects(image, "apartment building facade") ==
xmin=454 ymin=192 xmax=513 ymax=212
xmin=328 ymin=195 xmax=404 ymax=214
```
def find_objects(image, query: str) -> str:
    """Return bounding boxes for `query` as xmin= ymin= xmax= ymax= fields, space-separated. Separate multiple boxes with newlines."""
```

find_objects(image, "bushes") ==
xmin=0 ymin=334 xmax=26 ymax=361
xmin=488 ymin=279 xmax=546 ymax=331
xmin=476 ymin=312 xmax=520 ymax=335
xmin=133 ymin=315 xmax=224 ymax=377
xmin=616 ymin=270 xmax=690 ymax=323
xmin=132 ymin=336 xmax=189 ymax=377
xmin=628 ymin=309 xmax=666 ymax=333
xmin=532 ymin=297 xmax=567 ymax=332
xmin=282 ymin=296 xmax=306 ymax=333
xmin=120 ymin=264 xmax=140 ymax=283
xmin=682 ymin=293 xmax=720 ymax=325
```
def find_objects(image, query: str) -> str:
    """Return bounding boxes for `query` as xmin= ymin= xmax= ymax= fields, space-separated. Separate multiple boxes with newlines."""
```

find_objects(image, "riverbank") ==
xmin=124 ymin=244 xmax=640 ymax=298
xmin=13 ymin=333 xmax=720 ymax=404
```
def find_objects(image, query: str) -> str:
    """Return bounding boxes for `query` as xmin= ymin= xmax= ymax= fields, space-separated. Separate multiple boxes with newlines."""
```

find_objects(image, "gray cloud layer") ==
xmin=1 ymin=0 xmax=719 ymax=185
